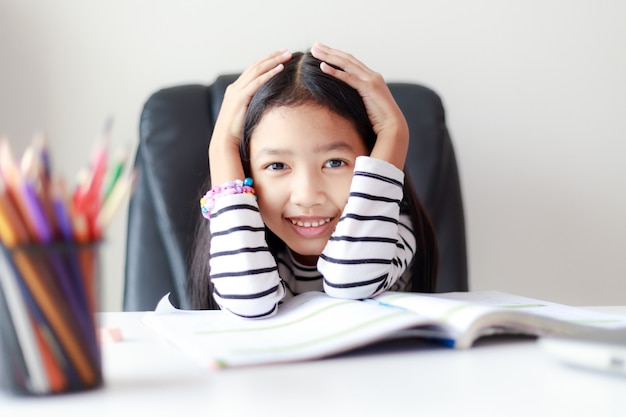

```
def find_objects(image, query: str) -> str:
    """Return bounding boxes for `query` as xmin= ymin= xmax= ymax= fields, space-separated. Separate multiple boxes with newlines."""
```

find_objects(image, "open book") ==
xmin=142 ymin=290 xmax=626 ymax=369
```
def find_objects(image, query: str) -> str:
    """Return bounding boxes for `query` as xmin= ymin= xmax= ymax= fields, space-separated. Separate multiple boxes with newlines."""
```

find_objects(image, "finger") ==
xmin=239 ymin=49 xmax=292 ymax=87
xmin=318 ymin=58 xmax=368 ymax=92
xmin=311 ymin=42 xmax=369 ymax=76
xmin=250 ymin=48 xmax=292 ymax=74
xmin=249 ymin=59 xmax=287 ymax=92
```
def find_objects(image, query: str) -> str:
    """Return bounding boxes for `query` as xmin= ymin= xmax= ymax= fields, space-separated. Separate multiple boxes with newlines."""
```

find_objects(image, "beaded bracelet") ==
xmin=200 ymin=178 xmax=255 ymax=219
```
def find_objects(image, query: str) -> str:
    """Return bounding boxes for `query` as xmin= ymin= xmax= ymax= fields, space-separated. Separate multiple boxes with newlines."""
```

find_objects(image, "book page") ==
xmin=142 ymin=291 xmax=439 ymax=368
xmin=429 ymin=290 xmax=626 ymax=329
xmin=374 ymin=291 xmax=626 ymax=348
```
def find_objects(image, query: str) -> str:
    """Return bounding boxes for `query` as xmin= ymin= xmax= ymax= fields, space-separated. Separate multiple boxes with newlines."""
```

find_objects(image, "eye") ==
xmin=266 ymin=162 xmax=288 ymax=171
xmin=324 ymin=159 xmax=347 ymax=168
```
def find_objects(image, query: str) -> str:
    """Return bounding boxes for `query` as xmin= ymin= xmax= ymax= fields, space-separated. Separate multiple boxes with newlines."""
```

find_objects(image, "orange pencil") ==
xmin=0 ymin=178 xmax=29 ymax=247
xmin=12 ymin=251 xmax=99 ymax=386
xmin=31 ymin=318 xmax=68 ymax=392
xmin=0 ymin=179 xmax=52 ymax=393
xmin=0 ymin=140 xmax=54 ymax=243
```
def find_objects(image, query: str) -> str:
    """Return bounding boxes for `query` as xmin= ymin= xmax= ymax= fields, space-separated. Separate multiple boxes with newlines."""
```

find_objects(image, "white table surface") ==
xmin=1 ymin=307 xmax=625 ymax=417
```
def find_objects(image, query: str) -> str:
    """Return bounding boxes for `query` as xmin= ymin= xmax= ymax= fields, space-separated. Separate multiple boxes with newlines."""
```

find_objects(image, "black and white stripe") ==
xmin=207 ymin=157 xmax=417 ymax=319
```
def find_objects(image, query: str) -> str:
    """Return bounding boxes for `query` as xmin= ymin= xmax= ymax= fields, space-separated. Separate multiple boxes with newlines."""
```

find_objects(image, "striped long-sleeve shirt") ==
xmin=208 ymin=156 xmax=417 ymax=318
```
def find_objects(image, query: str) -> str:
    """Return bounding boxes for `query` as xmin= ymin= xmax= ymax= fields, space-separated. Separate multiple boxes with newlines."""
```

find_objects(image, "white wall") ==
xmin=1 ymin=0 xmax=624 ymax=310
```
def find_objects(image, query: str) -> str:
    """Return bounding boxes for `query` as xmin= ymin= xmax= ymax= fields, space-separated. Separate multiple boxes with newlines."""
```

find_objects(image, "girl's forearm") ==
xmin=369 ymin=123 xmax=409 ymax=170
xmin=319 ymin=156 xmax=414 ymax=298
xmin=208 ymin=139 xmax=245 ymax=185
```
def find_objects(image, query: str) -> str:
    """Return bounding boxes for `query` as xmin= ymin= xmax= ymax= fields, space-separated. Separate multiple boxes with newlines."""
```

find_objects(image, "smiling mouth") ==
xmin=289 ymin=218 xmax=332 ymax=228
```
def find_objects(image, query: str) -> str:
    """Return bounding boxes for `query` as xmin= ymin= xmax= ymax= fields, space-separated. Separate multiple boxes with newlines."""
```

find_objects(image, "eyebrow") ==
xmin=255 ymin=141 xmax=357 ymax=157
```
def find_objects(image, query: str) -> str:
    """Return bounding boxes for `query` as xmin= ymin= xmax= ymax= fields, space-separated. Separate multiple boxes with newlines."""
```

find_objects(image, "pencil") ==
xmin=31 ymin=316 xmax=68 ymax=392
xmin=73 ymin=120 xmax=112 ymax=239
xmin=0 ymin=130 xmax=135 ymax=394
xmin=1 ymin=142 xmax=97 ymax=389
xmin=96 ymin=169 xmax=137 ymax=235
xmin=0 ymin=139 xmax=39 ymax=241
xmin=32 ymin=131 xmax=51 ymax=182
xmin=0 ymin=179 xmax=29 ymax=247
xmin=19 ymin=150 xmax=97 ymax=378
xmin=12 ymin=250 xmax=99 ymax=386
xmin=49 ymin=178 xmax=101 ymax=379
xmin=50 ymin=178 xmax=90 ymax=309
xmin=50 ymin=178 xmax=74 ymax=241
xmin=0 ymin=247 xmax=51 ymax=394
xmin=21 ymin=145 xmax=59 ymax=239
xmin=102 ymin=145 xmax=128 ymax=203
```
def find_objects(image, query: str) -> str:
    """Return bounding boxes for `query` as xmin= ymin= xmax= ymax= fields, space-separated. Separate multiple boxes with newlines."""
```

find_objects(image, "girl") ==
xmin=189 ymin=42 xmax=438 ymax=317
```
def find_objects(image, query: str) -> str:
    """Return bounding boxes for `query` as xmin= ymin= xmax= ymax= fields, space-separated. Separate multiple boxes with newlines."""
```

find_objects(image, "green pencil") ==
xmin=102 ymin=147 xmax=128 ymax=203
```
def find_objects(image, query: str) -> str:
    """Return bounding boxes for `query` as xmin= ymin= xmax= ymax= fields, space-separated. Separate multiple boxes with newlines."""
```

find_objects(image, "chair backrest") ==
xmin=123 ymin=75 xmax=468 ymax=311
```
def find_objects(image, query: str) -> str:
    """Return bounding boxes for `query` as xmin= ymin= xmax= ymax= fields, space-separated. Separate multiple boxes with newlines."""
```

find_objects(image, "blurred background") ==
xmin=1 ymin=0 xmax=624 ymax=310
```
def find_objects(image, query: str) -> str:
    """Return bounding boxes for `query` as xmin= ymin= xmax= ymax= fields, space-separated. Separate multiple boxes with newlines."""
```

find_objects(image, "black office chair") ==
xmin=123 ymin=75 xmax=468 ymax=311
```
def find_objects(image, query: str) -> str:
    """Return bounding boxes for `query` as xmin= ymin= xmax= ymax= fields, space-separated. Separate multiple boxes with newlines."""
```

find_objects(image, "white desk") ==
xmin=1 ymin=307 xmax=625 ymax=417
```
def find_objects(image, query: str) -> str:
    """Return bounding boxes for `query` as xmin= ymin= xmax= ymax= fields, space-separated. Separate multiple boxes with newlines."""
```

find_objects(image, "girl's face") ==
xmin=249 ymin=104 xmax=368 ymax=266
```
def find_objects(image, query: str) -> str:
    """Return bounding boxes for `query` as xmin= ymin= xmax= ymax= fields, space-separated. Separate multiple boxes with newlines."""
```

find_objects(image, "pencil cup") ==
xmin=0 ymin=241 xmax=103 ymax=395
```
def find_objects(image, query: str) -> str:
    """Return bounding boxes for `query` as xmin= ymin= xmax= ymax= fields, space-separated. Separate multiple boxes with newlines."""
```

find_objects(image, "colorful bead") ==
xmin=200 ymin=178 xmax=255 ymax=219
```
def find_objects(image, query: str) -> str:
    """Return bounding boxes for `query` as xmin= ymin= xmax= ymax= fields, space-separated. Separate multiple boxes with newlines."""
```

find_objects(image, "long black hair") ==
xmin=189 ymin=50 xmax=438 ymax=309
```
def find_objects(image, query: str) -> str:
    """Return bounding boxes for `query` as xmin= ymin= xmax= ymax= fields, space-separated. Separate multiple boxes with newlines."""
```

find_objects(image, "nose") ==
xmin=290 ymin=170 xmax=326 ymax=208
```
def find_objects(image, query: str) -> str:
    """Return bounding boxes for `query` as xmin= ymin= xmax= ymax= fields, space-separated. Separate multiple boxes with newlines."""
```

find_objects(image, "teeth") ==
xmin=291 ymin=218 xmax=331 ymax=227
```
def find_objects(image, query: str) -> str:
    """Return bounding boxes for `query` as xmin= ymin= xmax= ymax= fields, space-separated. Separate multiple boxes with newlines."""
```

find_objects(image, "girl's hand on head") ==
xmin=209 ymin=48 xmax=292 ymax=184
xmin=310 ymin=42 xmax=409 ymax=170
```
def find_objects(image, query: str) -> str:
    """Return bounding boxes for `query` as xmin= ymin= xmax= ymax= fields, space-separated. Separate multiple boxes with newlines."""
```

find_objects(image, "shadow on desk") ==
xmin=329 ymin=334 xmax=538 ymax=361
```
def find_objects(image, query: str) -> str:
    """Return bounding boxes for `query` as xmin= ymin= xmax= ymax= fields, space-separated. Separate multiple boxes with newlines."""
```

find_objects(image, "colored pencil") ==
xmin=0 ymin=122 xmax=129 ymax=393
